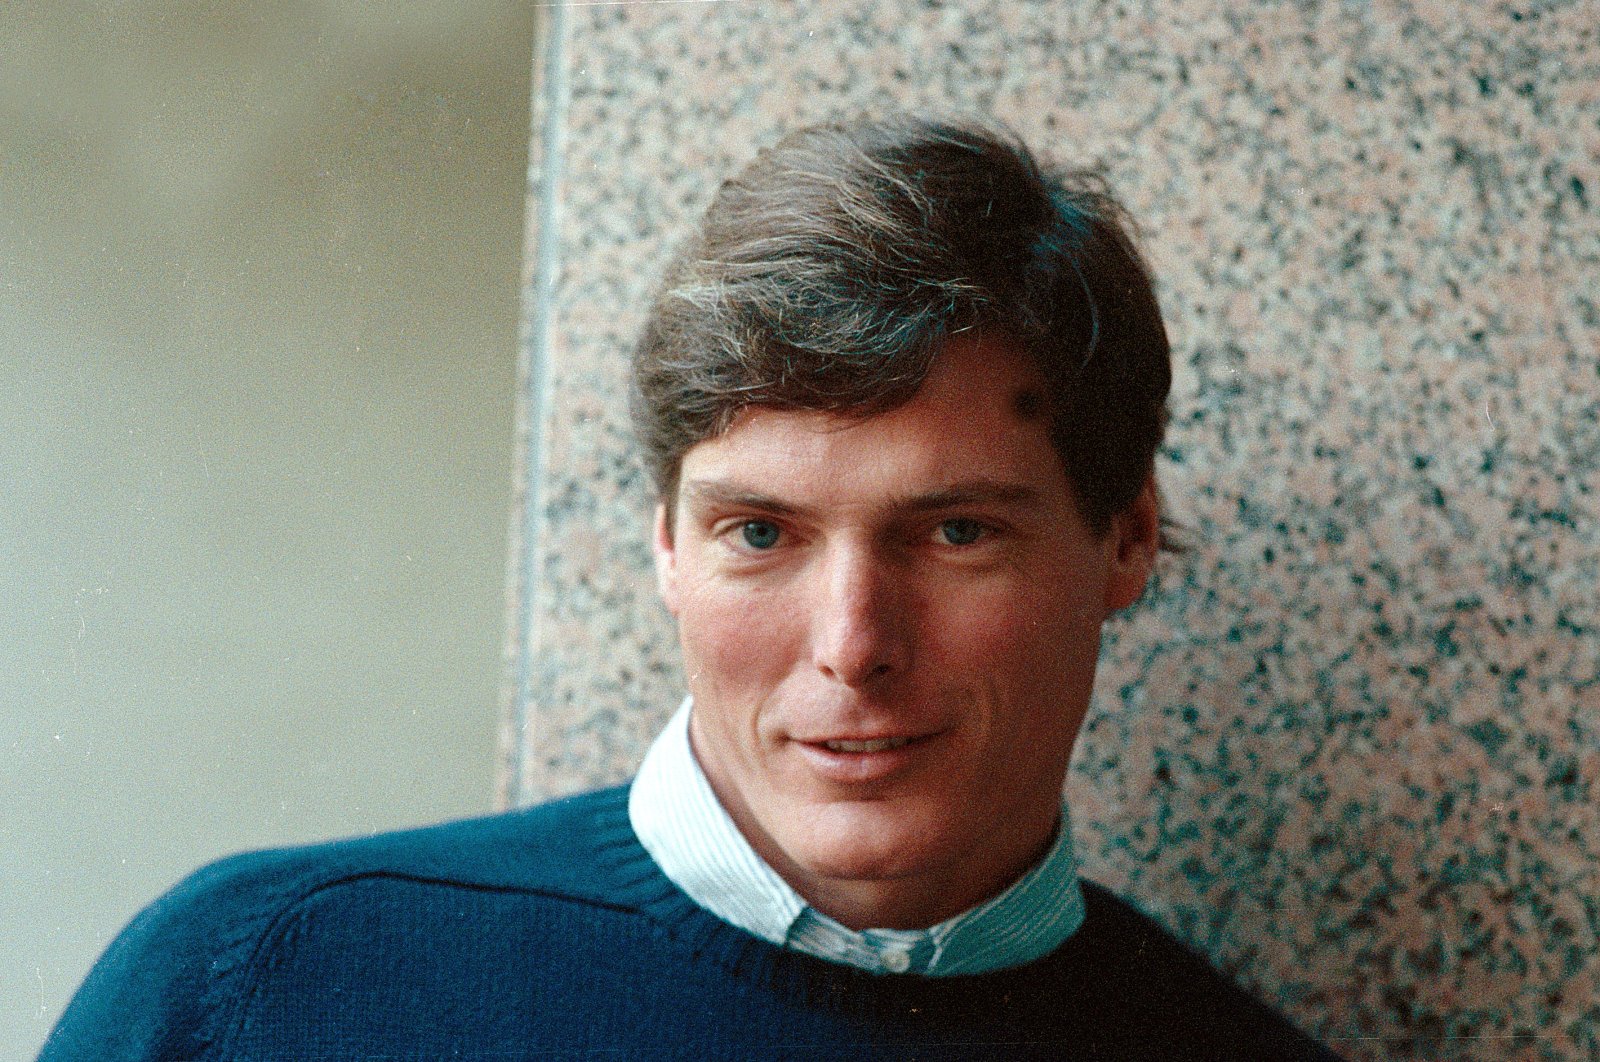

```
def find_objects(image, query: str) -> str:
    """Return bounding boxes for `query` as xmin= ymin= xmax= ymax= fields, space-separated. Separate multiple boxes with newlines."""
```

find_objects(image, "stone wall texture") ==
xmin=505 ymin=2 xmax=1599 ymax=1057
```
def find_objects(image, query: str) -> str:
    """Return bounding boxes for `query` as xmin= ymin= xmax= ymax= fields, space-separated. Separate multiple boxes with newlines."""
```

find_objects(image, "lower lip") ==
xmin=792 ymin=734 xmax=939 ymax=784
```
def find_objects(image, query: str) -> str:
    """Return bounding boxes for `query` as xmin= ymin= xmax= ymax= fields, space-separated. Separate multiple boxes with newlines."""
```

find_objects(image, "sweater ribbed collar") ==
xmin=629 ymin=697 xmax=1085 ymax=976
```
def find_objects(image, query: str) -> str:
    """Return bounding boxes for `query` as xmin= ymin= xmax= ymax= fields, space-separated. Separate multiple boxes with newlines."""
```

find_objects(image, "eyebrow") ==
xmin=899 ymin=482 xmax=1045 ymax=512
xmin=679 ymin=481 xmax=802 ymax=517
xmin=679 ymin=478 xmax=1045 ymax=517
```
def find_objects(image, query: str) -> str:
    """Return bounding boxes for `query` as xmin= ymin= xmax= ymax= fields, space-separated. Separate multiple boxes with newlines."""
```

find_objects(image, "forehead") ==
xmin=677 ymin=334 xmax=1068 ymax=504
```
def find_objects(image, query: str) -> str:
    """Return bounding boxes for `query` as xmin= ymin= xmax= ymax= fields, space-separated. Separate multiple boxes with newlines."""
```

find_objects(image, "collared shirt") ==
xmin=629 ymin=697 xmax=1086 ymax=977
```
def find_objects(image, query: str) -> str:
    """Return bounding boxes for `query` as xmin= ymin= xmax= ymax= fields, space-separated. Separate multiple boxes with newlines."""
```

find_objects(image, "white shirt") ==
xmin=629 ymin=698 xmax=1086 ymax=976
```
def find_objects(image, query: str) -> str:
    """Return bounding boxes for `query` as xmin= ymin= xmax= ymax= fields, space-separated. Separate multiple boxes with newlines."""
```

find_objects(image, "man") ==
xmin=43 ymin=116 xmax=1338 ymax=1059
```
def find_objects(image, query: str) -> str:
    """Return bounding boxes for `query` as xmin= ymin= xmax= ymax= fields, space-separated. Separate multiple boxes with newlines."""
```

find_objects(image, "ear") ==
xmin=652 ymin=502 xmax=680 ymax=617
xmin=1102 ymin=476 xmax=1159 ymax=613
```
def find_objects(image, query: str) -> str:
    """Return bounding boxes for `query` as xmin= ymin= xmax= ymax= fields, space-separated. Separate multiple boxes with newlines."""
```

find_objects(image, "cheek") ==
xmin=676 ymin=582 xmax=796 ymax=691
xmin=944 ymin=581 xmax=1094 ymax=654
xmin=933 ymin=583 xmax=1105 ymax=716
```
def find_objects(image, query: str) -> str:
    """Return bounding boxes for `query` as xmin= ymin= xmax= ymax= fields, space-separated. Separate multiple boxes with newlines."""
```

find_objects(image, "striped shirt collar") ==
xmin=629 ymin=697 xmax=1085 ymax=976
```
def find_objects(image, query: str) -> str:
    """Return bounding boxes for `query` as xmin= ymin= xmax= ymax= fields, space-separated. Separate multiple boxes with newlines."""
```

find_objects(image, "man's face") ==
xmin=653 ymin=333 xmax=1157 ymax=929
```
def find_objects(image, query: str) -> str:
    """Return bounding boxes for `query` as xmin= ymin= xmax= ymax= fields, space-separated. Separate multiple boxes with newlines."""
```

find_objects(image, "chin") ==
xmin=784 ymin=801 xmax=958 ymax=882
xmin=795 ymin=843 xmax=924 ymax=883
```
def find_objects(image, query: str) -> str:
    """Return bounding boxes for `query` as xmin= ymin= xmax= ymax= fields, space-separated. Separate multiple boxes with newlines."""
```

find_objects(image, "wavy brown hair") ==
xmin=631 ymin=114 xmax=1171 ymax=535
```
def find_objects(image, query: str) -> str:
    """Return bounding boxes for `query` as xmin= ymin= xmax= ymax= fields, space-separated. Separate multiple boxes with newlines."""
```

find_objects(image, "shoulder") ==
xmin=39 ymin=785 xmax=635 ymax=1061
xmin=189 ymin=782 xmax=634 ymax=915
xmin=1056 ymin=879 xmax=1342 ymax=1060
xmin=252 ymin=782 xmax=637 ymax=896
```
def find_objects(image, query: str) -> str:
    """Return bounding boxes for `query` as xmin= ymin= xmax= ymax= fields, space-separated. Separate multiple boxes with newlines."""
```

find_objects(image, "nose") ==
xmin=809 ymin=541 xmax=913 ymax=687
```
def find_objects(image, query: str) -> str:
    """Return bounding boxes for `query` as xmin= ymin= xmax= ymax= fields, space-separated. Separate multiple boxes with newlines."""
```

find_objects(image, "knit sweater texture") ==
xmin=41 ymin=785 xmax=1339 ymax=1061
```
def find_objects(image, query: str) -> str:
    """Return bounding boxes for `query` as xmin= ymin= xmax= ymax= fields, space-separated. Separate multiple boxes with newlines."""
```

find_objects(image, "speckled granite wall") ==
xmin=503 ymin=2 xmax=1599 ymax=1057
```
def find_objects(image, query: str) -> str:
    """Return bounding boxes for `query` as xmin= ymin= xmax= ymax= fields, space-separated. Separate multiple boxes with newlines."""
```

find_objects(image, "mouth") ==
xmin=819 ymin=736 xmax=915 ymax=754
xmin=792 ymin=731 xmax=942 ymax=783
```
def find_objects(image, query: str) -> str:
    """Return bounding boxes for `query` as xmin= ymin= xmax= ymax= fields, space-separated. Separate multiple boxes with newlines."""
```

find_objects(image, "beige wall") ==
xmin=2 ymin=3 xmax=530 ymax=1056
xmin=507 ymin=3 xmax=1599 ymax=1059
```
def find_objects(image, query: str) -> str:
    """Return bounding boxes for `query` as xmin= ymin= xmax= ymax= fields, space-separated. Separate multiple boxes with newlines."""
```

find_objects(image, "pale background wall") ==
xmin=3 ymin=3 xmax=530 ymax=1056
xmin=506 ymin=2 xmax=1599 ymax=1059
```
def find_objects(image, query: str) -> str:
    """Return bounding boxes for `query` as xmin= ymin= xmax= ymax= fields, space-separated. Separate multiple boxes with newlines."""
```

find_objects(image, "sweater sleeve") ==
xmin=37 ymin=852 xmax=298 ymax=1062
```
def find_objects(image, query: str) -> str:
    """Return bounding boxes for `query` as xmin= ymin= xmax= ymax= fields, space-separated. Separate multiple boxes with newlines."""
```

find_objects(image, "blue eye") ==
xmin=740 ymin=520 xmax=781 ymax=549
xmin=938 ymin=518 xmax=984 ymax=546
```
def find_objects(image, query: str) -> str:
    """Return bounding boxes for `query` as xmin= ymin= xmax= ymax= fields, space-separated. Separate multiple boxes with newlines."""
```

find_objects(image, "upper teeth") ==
xmin=824 ymin=737 xmax=911 ymax=753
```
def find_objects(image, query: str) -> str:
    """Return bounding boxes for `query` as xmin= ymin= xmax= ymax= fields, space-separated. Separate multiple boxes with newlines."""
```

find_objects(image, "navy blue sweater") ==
xmin=42 ymin=785 xmax=1339 ymax=1060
